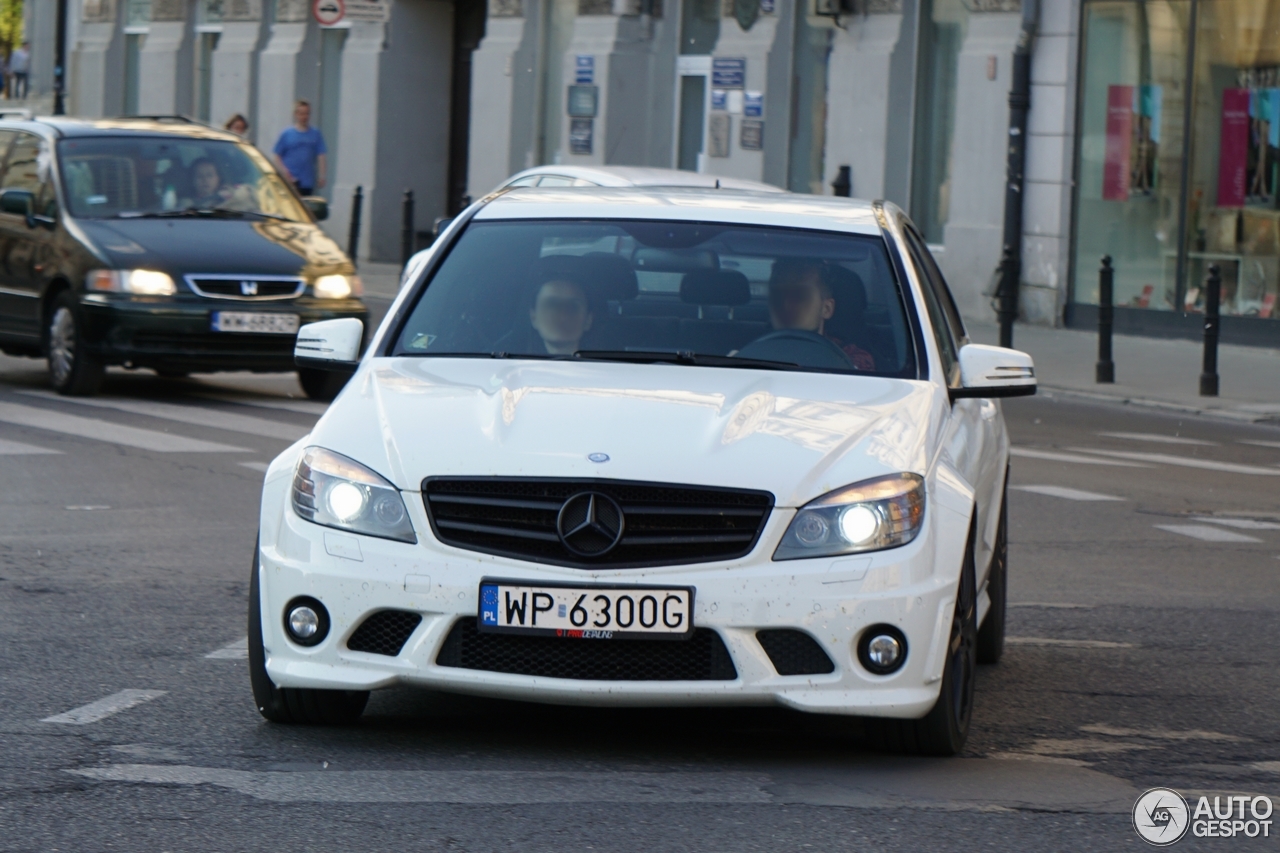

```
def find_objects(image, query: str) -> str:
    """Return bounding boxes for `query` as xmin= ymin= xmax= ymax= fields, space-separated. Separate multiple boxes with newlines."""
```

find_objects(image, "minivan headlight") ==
xmin=291 ymin=447 xmax=416 ymax=543
xmin=86 ymin=269 xmax=177 ymax=296
xmin=773 ymin=473 xmax=924 ymax=560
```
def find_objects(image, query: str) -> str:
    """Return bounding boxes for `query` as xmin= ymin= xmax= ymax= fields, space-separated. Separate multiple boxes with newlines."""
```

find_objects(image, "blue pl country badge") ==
xmin=480 ymin=584 xmax=499 ymax=624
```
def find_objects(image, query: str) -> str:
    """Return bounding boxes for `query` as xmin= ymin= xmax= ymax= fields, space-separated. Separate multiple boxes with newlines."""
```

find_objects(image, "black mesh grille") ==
xmin=423 ymin=478 xmax=773 ymax=569
xmin=436 ymin=619 xmax=737 ymax=681
xmin=347 ymin=610 xmax=423 ymax=656
xmin=189 ymin=277 xmax=303 ymax=299
xmin=756 ymin=629 xmax=835 ymax=676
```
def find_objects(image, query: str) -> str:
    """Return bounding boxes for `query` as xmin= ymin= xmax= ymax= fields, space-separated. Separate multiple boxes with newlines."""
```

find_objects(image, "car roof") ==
xmin=0 ymin=116 xmax=243 ymax=142
xmin=502 ymin=165 xmax=784 ymax=193
xmin=474 ymin=186 xmax=883 ymax=236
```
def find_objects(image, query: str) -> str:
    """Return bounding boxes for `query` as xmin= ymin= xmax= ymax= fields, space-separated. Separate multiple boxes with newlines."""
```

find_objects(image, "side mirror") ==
xmin=432 ymin=216 xmax=454 ymax=242
xmin=951 ymin=343 xmax=1036 ymax=400
xmin=302 ymin=196 xmax=329 ymax=221
xmin=0 ymin=188 xmax=33 ymax=217
xmin=295 ymin=318 xmax=363 ymax=370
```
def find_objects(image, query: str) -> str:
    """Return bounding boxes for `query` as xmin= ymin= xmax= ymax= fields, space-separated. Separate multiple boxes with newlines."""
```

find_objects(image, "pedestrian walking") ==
xmin=224 ymin=113 xmax=250 ymax=137
xmin=271 ymin=100 xmax=326 ymax=196
xmin=9 ymin=42 xmax=30 ymax=100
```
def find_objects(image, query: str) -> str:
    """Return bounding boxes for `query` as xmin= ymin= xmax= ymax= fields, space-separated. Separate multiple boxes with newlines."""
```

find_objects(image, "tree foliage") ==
xmin=0 ymin=0 xmax=22 ymax=59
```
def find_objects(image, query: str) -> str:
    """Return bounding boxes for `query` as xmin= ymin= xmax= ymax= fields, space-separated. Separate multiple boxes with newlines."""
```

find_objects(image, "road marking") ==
xmin=1194 ymin=517 xmax=1280 ymax=530
xmin=42 ymin=690 xmax=167 ymax=725
xmin=1097 ymin=431 xmax=1216 ymax=446
xmin=1079 ymin=724 xmax=1245 ymax=742
xmin=1255 ymin=762 xmax=1280 ymax=773
xmin=1010 ymin=447 xmax=1151 ymax=467
xmin=1154 ymin=524 xmax=1263 ymax=543
xmin=205 ymin=638 xmax=248 ymax=659
xmin=1006 ymin=637 xmax=1135 ymax=649
xmin=238 ymin=461 xmax=270 ymax=473
xmin=1010 ymin=485 xmax=1124 ymax=502
xmin=20 ymin=390 xmax=311 ymax=442
xmin=192 ymin=392 xmax=329 ymax=416
xmin=0 ymin=437 xmax=61 ymax=455
xmin=1240 ymin=440 xmax=1280 ymax=450
xmin=0 ymin=402 xmax=246 ymax=453
xmin=1010 ymin=602 xmax=1093 ymax=609
xmin=66 ymin=505 xmax=110 ymax=511
xmin=1066 ymin=447 xmax=1280 ymax=476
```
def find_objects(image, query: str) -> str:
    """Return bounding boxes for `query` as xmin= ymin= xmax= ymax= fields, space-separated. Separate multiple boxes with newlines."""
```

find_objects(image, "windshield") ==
xmin=57 ymin=137 xmax=309 ymax=222
xmin=392 ymin=219 xmax=918 ymax=377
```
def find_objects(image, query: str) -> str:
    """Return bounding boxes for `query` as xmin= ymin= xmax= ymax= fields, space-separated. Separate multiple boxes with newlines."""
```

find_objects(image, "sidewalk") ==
xmin=968 ymin=320 xmax=1280 ymax=423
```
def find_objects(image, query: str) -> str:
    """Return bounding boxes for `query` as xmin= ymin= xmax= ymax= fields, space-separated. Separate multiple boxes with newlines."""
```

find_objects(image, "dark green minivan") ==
xmin=0 ymin=117 xmax=367 ymax=399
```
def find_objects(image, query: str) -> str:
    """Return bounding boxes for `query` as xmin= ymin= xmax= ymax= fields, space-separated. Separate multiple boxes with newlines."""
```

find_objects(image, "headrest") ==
xmin=823 ymin=264 xmax=867 ymax=315
xmin=529 ymin=253 xmax=639 ymax=304
xmin=680 ymin=269 xmax=751 ymax=306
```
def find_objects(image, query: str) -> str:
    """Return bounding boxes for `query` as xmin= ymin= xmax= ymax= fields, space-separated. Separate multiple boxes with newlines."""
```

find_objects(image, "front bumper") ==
xmin=80 ymin=293 xmax=368 ymax=372
xmin=256 ymin=461 xmax=972 ymax=719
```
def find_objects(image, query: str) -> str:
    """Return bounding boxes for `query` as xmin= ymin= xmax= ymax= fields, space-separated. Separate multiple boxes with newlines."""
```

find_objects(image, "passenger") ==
xmin=767 ymin=258 xmax=875 ymax=371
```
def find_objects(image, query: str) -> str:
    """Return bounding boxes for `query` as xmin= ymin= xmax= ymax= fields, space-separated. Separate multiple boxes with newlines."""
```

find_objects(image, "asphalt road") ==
xmin=0 ymin=355 xmax=1277 ymax=852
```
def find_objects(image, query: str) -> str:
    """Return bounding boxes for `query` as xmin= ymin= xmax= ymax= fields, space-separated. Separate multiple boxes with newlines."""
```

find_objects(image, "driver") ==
xmin=767 ymin=259 xmax=875 ymax=371
xmin=190 ymin=157 xmax=227 ymax=208
xmin=529 ymin=276 xmax=594 ymax=354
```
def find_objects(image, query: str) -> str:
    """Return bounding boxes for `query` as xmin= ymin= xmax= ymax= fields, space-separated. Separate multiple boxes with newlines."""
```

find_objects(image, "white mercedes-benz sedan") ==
xmin=251 ymin=187 xmax=1036 ymax=756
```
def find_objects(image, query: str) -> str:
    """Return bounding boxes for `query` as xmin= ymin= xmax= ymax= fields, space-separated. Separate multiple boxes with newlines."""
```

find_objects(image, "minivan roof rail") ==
xmin=115 ymin=115 xmax=198 ymax=123
xmin=0 ymin=109 xmax=32 ymax=120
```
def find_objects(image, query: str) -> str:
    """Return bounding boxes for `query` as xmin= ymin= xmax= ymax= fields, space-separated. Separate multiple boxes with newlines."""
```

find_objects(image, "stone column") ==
xmin=136 ymin=0 xmax=191 ymax=115
xmin=468 ymin=0 xmax=532 ymax=197
xmin=704 ymin=2 xmax=779 ymax=183
xmin=70 ymin=0 xmax=120 ymax=116
xmin=210 ymin=0 xmax=265 ymax=129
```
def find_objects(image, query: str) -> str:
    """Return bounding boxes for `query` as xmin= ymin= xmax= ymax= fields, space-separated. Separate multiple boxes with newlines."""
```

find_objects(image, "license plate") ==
xmin=210 ymin=311 xmax=299 ymax=334
xmin=478 ymin=580 xmax=694 ymax=640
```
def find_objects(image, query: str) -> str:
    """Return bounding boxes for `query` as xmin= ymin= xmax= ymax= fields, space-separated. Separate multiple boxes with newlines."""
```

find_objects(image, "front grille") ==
xmin=436 ymin=619 xmax=737 ymax=680
xmin=186 ymin=275 xmax=304 ymax=300
xmin=756 ymin=629 xmax=835 ymax=676
xmin=347 ymin=610 xmax=423 ymax=656
xmin=127 ymin=331 xmax=295 ymax=354
xmin=423 ymin=478 xmax=773 ymax=569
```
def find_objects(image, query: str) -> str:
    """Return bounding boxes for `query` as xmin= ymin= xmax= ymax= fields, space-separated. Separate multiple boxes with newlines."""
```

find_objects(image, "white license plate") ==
xmin=478 ymin=580 xmax=694 ymax=639
xmin=210 ymin=311 xmax=300 ymax=334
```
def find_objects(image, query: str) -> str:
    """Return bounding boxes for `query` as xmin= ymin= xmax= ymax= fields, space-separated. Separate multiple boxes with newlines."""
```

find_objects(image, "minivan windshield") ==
xmin=57 ymin=137 xmax=309 ymax=222
xmin=392 ymin=219 xmax=918 ymax=377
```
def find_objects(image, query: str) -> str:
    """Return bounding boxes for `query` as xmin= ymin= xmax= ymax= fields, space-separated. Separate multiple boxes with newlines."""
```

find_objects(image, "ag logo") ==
xmin=1133 ymin=787 xmax=1190 ymax=846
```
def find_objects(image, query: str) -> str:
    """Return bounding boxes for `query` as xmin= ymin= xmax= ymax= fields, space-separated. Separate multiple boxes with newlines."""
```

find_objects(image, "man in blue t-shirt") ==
xmin=272 ymin=100 xmax=328 ymax=195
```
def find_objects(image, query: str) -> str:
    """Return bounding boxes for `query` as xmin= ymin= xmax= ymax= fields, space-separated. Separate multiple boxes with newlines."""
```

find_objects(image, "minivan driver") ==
xmin=191 ymin=158 xmax=226 ymax=207
xmin=767 ymin=259 xmax=875 ymax=371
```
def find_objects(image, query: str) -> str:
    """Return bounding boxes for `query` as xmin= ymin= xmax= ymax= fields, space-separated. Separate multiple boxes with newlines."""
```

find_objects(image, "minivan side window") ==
xmin=902 ymin=226 xmax=961 ymax=386
xmin=1 ymin=133 xmax=53 ymax=215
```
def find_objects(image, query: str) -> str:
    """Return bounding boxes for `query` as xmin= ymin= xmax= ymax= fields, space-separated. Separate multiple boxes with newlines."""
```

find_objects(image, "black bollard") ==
xmin=1096 ymin=255 xmax=1115 ymax=383
xmin=401 ymin=189 xmax=415 ymax=267
xmin=996 ymin=245 xmax=1017 ymax=348
xmin=831 ymin=166 xmax=852 ymax=198
xmin=1199 ymin=263 xmax=1221 ymax=396
xmin=347 ymin=185 xmax=363 ymax=267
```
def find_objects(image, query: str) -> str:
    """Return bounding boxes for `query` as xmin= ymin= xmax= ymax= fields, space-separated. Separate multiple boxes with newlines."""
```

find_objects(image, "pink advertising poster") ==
xmin=1217 ymin=87 xmax=1250 ymax=207
xmin=1103 ymin=85 xmax=1134 ymax=201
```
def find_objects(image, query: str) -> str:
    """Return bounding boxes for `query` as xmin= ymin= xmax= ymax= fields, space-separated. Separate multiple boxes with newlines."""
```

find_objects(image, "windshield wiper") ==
xmin=574 ymin=350 xmax=800 ymax=370
xmin=116 ymin=208 xmax=294 ymax=222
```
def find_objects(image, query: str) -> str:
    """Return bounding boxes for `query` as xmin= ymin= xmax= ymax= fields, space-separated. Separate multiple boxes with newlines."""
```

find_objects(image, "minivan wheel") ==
xmin=297 ymin=367 xmax=349 ymax=402
xmin=47 ymin=292 xmax=105 ymax=396
xmin=248 ymin=540 xmax=369 ymax=725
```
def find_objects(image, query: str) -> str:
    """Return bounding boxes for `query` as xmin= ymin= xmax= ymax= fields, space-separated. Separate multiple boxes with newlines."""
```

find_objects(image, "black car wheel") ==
xmin=248 ymin=539 xmax=369 ymax=725
xmin=976 ymin=475 xmax=1009 ymax=665
xmin=297 ymin=367 xmax=349 ymax=402
xmin=47 ymin=291 xmax=105 ymax=396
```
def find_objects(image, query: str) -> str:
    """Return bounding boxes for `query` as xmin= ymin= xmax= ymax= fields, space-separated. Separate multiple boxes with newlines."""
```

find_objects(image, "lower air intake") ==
xmin=756 ymin=629 xmax=836 ymax=676
xmin=347 ymin=610 xmax=423 ymax=656
xmin=436 ymin=619 xmax=737 ymax=681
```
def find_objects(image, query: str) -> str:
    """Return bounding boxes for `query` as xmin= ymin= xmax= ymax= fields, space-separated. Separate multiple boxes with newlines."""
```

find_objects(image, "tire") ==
xmin=297 ymin=367 xmax=349 ymax=402
xmin=46 ymin=291 xmax=105 ymax=396
xmin=248 ymin=540 xmax=369 ymax=725
xmin=976 ymin=476 xmax=1009 ymax=665
xmin=871 ymin=520 xmax=978 ymax=757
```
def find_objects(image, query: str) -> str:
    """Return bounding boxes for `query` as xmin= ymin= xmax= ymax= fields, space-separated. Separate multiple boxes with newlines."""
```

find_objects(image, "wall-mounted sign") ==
xmin=567 ymin=85 xmax=599 ymax=118
xmin=740 ymin=119 xmax=764 ymax=151
xmin=344 ymin=0 xmax=389 ymax=22
xmin=575 ymin=55 xmax=594 ymax=85
xmin=727 ymin=90 xmax=744 ymax=114
xmin=712 ymin=58 xmax=746 ymax=89
xmin=760 ymin=0 xmax=775 ymax=12
xmin=744 ymin=90 xmax=763 ymax=117
xmin=570 ymin=118 xmax=593 ymax=155
xmin=711 ymin=89 xmax=728 ymax=111
xmin=312 ymin=0 xmax=343 ymax=25
xmin=708 ymin=114 xmax=731 ymax=157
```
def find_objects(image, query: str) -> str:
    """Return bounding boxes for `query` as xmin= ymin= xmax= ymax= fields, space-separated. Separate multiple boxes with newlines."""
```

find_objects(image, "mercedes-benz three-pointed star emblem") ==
xmin=556 ymin=491 xmax=625 ymax=557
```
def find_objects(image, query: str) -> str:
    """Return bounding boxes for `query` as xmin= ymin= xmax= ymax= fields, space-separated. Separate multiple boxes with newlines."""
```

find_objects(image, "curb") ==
xmin=1035 ymin=386 xmax=1280 ymax=426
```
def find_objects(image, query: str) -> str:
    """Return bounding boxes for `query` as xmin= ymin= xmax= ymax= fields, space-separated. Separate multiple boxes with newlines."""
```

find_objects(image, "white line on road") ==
xmin=1066 ymin=447 xmax=1280 ymax=476
xmin=238 ymin=461 xmax=270 ymax=473
xmin=0 ymin=437 xmax=61 ymax=455
xmin=1240 ymin=440 xmax=1280 ymax=450
xmin=1010 ymin=447 xmax=1151 ymax=467
xmin=192 ymin=392 xmax=329 ymax=416
xmin=1194 ymin=517 xmax=1280 ymax=530
xmin=205 ymin=638 xmax=248 ymax=659
xmin=1154 ymin=524 xmax=1263 ymax=543
xmin=1097 ymin=431 xmax=1216 ymax=446
xmin=1010 ymin=485 xmax=1125 ymax=502
xmin=42 ymin=690 xmax=167 ymax=725
xmin=20 ymin=391 xmax=311 ymax=442
xmin=1006 ymin=637 xmax=1135 ymax=649
xmin=0 ymin=403 xmax=246 ymax=453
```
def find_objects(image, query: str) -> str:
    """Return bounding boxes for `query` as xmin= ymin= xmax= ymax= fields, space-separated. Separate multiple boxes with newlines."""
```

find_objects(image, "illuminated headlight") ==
xmin=774 ymin=473 xmax=925 ymax=560
xmin=86 ymin=269 xmax=177 ymax=296
xmin=313 ymin=274 xmax=362 ymax=299
xmin=291 ymin=447 xmax=416 ymax=543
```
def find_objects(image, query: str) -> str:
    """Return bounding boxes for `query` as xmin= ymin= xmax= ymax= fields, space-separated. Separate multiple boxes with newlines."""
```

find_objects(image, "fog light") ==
xmin=283 ymin=596 xmax=329 ymax=646
xmin=857 ymin=624 xmax=908 ymax=675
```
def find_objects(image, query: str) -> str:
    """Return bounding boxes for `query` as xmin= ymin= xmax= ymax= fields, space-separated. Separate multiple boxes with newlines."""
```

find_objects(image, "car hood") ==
xmin=309 ymin=358 xmax=941 ymax=507
xmin=73 ymin=217 xmax=351 ymax=277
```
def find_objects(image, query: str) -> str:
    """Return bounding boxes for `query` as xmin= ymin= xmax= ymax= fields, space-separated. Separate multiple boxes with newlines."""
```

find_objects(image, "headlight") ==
xmin=86 ymin=269 xmax=177 ymax=296
xmin=291 ymin=447 xmax=416 ymax=543
xmin=313 ymin=274 xmax=362 ymax=299
xmin=773 ymin=473 xmax=924 ymax=560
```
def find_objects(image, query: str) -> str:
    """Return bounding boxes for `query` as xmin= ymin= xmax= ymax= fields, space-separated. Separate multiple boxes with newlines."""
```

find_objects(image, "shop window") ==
xmin=909 ymin=0 xmax=967 ymax=244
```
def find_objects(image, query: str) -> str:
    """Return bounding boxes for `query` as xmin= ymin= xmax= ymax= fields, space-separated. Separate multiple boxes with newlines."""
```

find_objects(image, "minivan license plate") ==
xmin=478 ymin=581 xmax=694 ymax=639
xmin=211 ymin=311 xmax=299 ymax=334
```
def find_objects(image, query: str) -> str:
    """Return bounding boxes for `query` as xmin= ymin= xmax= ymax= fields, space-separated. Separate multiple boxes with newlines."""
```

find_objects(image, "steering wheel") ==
xmin=735 ymin=329 xmax=856 ymax=370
